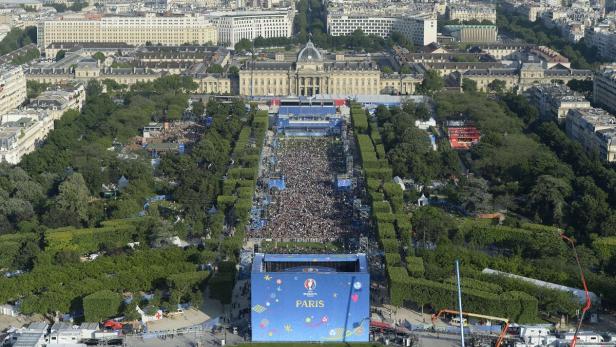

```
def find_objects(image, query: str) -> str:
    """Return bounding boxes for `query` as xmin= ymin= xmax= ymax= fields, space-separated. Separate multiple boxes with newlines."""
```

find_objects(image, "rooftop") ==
xmin=570 ymin=107 xmax=616 ymax=129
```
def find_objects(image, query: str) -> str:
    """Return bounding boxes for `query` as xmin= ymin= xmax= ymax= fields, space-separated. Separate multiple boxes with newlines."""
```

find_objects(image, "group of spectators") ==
xmin=255 ymin=138 xmax=353 ymax=242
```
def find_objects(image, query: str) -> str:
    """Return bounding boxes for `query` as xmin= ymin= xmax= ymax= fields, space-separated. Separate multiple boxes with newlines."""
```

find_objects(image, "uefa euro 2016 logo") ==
xmin=304 ymin=278 xmax=316 ymax=291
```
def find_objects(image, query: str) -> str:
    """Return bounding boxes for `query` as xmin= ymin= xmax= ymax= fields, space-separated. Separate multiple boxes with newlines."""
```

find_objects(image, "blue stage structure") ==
xmin=276 ymin=105 xmax=342 ymax=137
xmin=279 ymin=105 xmax=337 ymax=116
xmin=251 ymin=253 xmax=370 ymax=342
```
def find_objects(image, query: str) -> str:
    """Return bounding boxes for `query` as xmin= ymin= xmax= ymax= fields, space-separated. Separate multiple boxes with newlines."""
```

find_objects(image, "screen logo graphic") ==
xmin=304 ymin=278 xmax=317 ymax=291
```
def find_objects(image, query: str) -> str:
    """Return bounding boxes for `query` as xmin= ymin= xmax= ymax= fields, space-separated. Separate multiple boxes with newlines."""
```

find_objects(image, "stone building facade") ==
xmin=238 ymin=41 xmax=422 ymax=97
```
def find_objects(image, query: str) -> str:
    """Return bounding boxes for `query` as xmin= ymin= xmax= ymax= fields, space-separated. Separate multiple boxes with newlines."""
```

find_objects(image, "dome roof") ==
xmin=297 ymin=40 xmax=322 ymax=62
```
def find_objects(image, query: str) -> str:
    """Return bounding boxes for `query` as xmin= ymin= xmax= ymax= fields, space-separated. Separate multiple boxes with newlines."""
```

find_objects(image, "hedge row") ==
xmin=406 ymin=256 xmax=425 ymax=278
xmin=365 ymin=168 xmax=393 ymax=180
xmin=395 ymin=214 xmax=412 ymax=233
xmin=442 ymin=277 xmax=503 ymax=294
xmin=377 ymin=223 xmax=396 ymax=240
xmin=387 ymin=267 xmax=539 ymax=323
xmin=351 ymin=104 xmax=416 ymax=295
xmin=479 ymin=273 xmax=578 ymax=316
xmin=374 ymin=212 xmax=395 ymax=223
xmin=217 ymin=110 xmax=268 ymax=257
xmin=385 ymin=253 xmax=402 ymax=267
xmin=45 ymin=219 xmax=142 ymax=254
xmin=372 ymin=201 xmax=392 ymax=214
xmin=457 ymin=219 xmax=567 ymax=258
xmin=381 ymin=239 xmax=400 ymax=253
xmin=383 ymin=183 xmax=403 ymax=200
xmin=351 ymin=105 xmax=369 ymax=134
xmin=370 ymin=192 xmax=385 ymax=203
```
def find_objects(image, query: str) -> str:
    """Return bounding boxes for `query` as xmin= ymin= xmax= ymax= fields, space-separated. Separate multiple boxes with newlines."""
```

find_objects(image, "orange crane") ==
xmin=431 ymin=309 xmax=510 ymax=347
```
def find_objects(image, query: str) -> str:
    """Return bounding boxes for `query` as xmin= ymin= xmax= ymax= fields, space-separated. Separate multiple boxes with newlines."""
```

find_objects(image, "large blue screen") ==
xmin=251 ymin=271 xmax=370 ymax=342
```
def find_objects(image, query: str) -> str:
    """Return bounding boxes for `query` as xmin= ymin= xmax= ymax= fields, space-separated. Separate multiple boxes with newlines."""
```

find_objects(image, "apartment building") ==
xmin=447 ymin=4 xmax=496 ymax=23
xmin=566 ymin=107 xmax=616 ymax=162
xmin=209 ymin=9 xmax=294 ymax=47
xmin=0 ymin=109 xmax=54 ymax=164
xmin=37 ymin=14 xmax=218 ymax=51
xmin=593 ymin=65 xmax=616 ymax=114
xmin=30 ymin=83 xmax=86 ymax=120
xmin=586 ymin=20 xmax=616 ymax=61
xmin=326 ymin=12 xmax=437 ymax=46
xmin=525 ymin=83 xmax=591 ymax=123
xmin=0 ymin=65 xmax=27 ymax=116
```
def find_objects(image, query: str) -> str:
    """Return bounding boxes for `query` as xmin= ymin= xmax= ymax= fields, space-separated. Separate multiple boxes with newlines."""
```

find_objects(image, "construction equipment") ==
xmin=431 ymin=309 xmax=509 ymax=347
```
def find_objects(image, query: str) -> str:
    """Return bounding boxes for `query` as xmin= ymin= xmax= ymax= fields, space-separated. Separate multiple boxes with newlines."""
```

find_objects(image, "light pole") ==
xmin=455 ymin=259 xmax=465 ymax=347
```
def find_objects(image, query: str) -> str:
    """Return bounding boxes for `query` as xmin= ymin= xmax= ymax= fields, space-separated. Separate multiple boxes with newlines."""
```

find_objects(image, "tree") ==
xmin=12 ymin=239 xmax=40 ymax=270
xmin=568 ymin=177 xmax=610 ymax=241
xmin=148 ymin=219 xmax=175 ymax=247
xmin=102 ymin=78 xmax=123 ymax=92
xmin=412 ymin=206 xmax=455 ymax=245
xmin=11 ymin=48 xmax=39 ymax=65
xmin=54 ymin=250 xmax=81 ymax=265
xmin=92 ymin=51 xmax=105 ymax=62
xmin=567 ymin=79 xmax=593 ymax=95
xmin=228 ymin=65 xmax=239 ymax=78
xmin=528 ymin=175 xmax=571 ymax=225
xmin=192 ymin=100 xmax=205 ymax=116
xmin=234 ymin=38 xmax=252 ymax=52
xmin=458 ymin=176 xmax=493 ymax=213
xmin=55 ymin=50 xmax=66 ymax=62
xmin=206 ymin=64 xmax=224 ymax=73
xmin=26 ymin=80 xmax=50 ymax=99
xmin=375 ymin=105 xmax=391 ymax=125
xmin=418 ymin=70 xmax=444 ymax=95
xmin=502 ymin=93 xmax=539 ymax=125
xmin=55 ymin=173 xmax=90 ymax=224
xmin=83 ymin=290 xmax=122 ymax=322
xmin=381 ymin=66 xmax=394 ymax=74
xmin=388 ymin=31 xmax=414 ymax=50
xmin=86 ymin=80 xmax=103 ymax=97
xmin=487 ymin=79 xmax=507 ymax=94
xmin=122 ymin=300 xmax=141 ymax=321
xmin=462 ymin=78 xmax=477 ymax=93
xmin=0 ymin=27 xmax=36 ymax=55
xmin=400 ymin=65 xmax=412 ymax=74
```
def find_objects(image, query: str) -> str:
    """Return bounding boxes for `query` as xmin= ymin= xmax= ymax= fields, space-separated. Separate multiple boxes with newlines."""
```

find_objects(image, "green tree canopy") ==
xmin=92 ymin=52 xmax=105 ymax=62
xmin=528 ymin=175 xmax=572 ymax=226
xmin=412 ymin=206 xmax=455 ymax=245
xmin=418 ymin=70 xmax=444 ymax=95
xmin=55 ymin=173 xmax=90 ymax=224
xmin=55 ymin=50 xmax=66 ymax=62
xmin=462 ymin=78 xmax=477 ymax=93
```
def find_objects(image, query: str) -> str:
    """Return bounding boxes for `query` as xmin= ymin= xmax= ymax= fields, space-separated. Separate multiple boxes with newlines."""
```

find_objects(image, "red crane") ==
xmin=560 ymin=233 xmax=592 ymax=347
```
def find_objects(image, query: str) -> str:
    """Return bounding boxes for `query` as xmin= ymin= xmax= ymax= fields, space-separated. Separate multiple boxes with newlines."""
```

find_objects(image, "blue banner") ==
xmin=251 ymin=271 xmax=370 ymax=342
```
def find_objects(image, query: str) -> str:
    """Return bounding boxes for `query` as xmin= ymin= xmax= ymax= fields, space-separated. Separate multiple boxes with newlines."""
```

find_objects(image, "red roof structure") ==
xmin=448 ymin=126 xmax=481 ymax=150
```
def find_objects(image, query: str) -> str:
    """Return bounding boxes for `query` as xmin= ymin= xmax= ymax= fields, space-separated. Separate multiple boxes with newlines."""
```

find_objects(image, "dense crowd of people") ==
xmin=255 ymin=138 xmax=353 ymax=242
